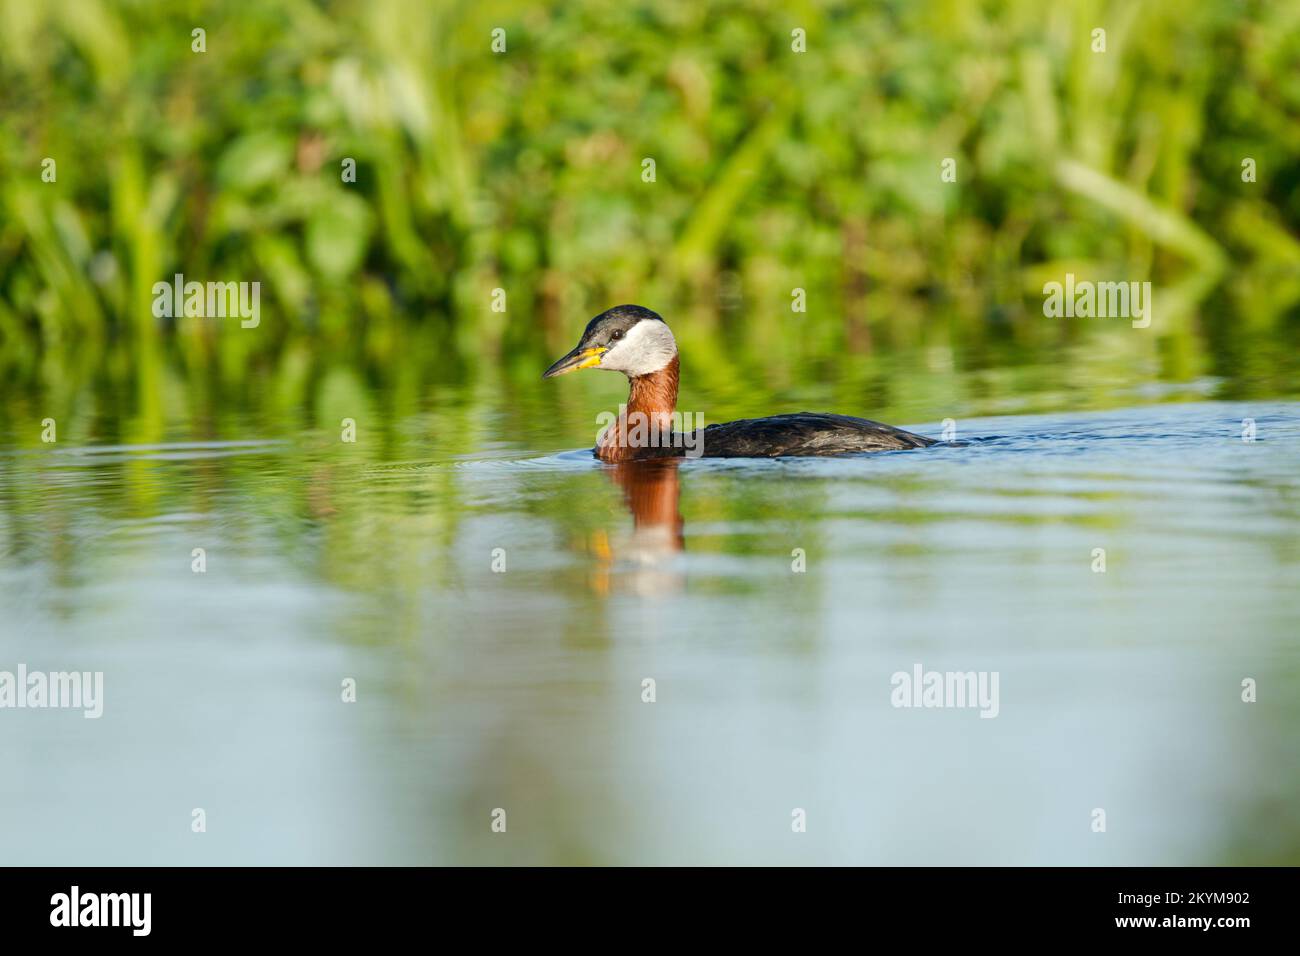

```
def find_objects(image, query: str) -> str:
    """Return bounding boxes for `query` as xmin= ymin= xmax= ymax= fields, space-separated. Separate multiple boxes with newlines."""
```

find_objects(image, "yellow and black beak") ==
xmin=543 ymin=344 xmax=607 ymax=379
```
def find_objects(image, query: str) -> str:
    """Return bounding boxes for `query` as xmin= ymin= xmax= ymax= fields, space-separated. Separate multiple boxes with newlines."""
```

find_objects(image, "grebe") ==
xmin=543 ymin=305 xmax=936 ymax=461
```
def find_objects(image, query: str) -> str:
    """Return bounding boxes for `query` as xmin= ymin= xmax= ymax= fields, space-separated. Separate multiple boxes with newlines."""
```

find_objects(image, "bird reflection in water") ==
xmin=588 ymin=459 xmax=684 ymax=596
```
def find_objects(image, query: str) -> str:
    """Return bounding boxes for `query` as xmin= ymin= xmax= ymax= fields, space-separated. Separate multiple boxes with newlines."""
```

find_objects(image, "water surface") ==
xmin=1 ymin=399 xmax=1297 ymax=865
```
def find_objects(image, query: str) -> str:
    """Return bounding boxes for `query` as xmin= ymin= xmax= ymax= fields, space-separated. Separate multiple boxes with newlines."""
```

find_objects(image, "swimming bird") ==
xmin=543 ymin=305 xmax=936 ymax=461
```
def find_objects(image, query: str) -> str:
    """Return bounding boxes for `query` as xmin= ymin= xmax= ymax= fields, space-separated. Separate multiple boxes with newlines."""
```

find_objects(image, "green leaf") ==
xmin=216 ymin=132 xmax=295 ymax=192
xmin=305 ymin=192 xmax=374 ymax=280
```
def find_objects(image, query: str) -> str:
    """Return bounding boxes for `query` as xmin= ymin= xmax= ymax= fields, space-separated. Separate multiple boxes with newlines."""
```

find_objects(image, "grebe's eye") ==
xmin=610 ymin=330 xmax=624 ymax=341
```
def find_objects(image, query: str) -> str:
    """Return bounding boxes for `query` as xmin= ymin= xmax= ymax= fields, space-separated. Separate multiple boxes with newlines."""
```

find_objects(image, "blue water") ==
xmin=0 ymin=401 xmax=1296 ymax=864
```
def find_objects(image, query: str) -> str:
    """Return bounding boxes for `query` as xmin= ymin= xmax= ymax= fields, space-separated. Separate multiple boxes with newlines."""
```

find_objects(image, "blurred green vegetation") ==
xmin=1 ymin=0 xmax=1298 ymax=444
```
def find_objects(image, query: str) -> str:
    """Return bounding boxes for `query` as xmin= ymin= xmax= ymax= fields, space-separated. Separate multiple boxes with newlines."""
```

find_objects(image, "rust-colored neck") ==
xmin=628 ymin=354 xmax=679 ymax=424
xmin=597 ymin=355 xmax=680 ymax=462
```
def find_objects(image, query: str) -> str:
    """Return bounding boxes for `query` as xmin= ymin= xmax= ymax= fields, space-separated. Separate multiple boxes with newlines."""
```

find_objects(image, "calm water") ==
xmin=1 ymin=395 xmax=1297 ymax=865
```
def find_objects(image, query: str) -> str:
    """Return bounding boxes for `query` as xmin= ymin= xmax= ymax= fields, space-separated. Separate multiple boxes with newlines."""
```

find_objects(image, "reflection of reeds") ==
xmin=1 ymin=0 xmax=1298 ymax=413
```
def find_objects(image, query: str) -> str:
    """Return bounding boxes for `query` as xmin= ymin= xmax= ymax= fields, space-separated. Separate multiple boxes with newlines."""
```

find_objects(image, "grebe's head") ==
xmin=543 ymin=305 xmax=677 ymax=379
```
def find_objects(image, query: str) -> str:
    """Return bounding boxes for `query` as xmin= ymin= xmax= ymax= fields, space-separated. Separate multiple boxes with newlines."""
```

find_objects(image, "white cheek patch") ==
xmin=603 ymin=320 xmax=677 ymax=376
